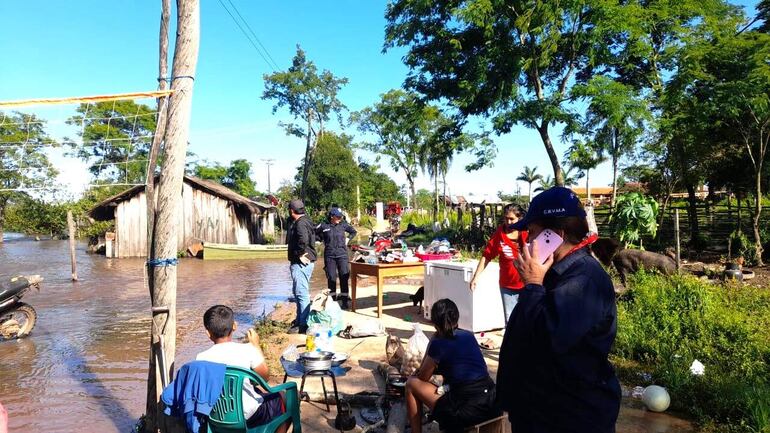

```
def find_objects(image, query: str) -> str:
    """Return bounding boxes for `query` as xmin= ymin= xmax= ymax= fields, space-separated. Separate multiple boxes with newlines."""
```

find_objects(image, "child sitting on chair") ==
xmin=196 ymin=305 xmax=289 ymax=433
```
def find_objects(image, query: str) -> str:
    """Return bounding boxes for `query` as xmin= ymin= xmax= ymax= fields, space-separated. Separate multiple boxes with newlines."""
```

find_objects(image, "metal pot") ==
xmin=724 ymin=267 xmax=744 ymax=281
xmin=299 ymin=351 xmax=334 ymax=371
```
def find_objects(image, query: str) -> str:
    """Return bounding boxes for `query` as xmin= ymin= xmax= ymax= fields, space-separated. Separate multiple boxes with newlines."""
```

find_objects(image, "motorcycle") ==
xmin=0 ymin=275 xmax=42 ymax=340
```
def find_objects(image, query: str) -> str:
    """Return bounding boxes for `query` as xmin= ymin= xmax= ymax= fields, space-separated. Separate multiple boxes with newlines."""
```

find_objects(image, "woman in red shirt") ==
xmin=470 ymin=204 xmax=527 ymax=324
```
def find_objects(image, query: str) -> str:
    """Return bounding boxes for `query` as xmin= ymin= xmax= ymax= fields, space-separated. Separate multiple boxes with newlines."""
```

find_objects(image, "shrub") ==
xmin=614 ymin=272 xmax=770 ymax=432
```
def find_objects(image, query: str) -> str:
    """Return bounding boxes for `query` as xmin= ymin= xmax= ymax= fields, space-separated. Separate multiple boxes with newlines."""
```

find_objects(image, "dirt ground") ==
xmin=257 ymin=274 xmax=697 ymax=433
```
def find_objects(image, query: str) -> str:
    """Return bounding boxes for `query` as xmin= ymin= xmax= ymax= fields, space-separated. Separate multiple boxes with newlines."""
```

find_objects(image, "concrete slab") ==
xmin=265 ymin=277 xmax=694 ymax=433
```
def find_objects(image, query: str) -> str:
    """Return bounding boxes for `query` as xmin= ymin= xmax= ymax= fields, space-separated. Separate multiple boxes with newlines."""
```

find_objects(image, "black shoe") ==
xmin=340 ymin=298 xmax=350 ymax=311
xmin=288 ymin=325 xmax=308 ymax=334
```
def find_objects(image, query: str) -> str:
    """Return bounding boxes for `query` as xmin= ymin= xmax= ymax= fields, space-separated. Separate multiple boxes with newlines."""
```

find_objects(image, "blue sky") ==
xmin=0 ymin=0 xmax=761 ymax=199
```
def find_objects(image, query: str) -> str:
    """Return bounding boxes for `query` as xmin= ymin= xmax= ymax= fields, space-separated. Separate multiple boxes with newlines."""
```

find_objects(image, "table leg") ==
xmin=377 ymin=274 xmax=384 ymax=318
xmin=350 ymin=270 xmax=358 ymax=312
xmin=320 ymin=376 xmax=330 ymax=412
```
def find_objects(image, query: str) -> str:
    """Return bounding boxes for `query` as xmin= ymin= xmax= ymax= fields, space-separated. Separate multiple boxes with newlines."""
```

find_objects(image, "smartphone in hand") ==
xmin=528 ymin=229 xmax=564 ymax=264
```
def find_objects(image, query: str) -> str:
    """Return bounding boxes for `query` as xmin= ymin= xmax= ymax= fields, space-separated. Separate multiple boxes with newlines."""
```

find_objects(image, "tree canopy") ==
xmin=193 ymin=158 xmax=259 ymax=198
xmin=0 ymin=111 xmax=57 ymax=241
xmin=263 ymin=45 xmax=348 ymax=200
xmin=67 ymin=100 xmax=156 ymax=184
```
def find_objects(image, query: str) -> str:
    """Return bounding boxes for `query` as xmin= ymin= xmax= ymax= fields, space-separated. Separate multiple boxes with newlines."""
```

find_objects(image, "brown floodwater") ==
xmin=0 ymin=237 xmax=326 ymax=433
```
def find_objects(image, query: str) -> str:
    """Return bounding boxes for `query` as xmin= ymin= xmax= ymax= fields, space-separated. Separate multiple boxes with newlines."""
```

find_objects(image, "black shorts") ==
xmin=246 ymin=392 xmax=285 ymax=428
xmin=431 ymin=377 xmax=500 ymax=433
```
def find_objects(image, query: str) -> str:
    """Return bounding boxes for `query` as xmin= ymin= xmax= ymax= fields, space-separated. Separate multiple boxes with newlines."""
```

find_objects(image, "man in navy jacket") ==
xmin=497 ymin=187 xmax=621 ymax=433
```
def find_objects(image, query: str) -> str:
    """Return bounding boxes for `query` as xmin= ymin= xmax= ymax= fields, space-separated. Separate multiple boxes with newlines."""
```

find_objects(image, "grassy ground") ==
xmin=612 ymin=272 xmax=770 ymax=433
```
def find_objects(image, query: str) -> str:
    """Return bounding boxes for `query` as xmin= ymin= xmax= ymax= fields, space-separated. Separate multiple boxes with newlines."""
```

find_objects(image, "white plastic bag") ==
xmin=401 ymin=324 xmax=430 ymax=376
xmin=348 ymin=319 xmax=385 ymax=338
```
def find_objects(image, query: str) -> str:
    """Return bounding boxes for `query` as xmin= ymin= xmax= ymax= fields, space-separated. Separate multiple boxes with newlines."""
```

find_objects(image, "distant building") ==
xmin=90 ymin=175 xmax=277 ymax=258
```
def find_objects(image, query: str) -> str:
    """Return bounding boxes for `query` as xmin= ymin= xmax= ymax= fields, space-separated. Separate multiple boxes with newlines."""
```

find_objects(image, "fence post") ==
xmin=67 ymin=210 xmax=78 ymax=281
xmin=674 ymin=209 xmax=681 ymax=272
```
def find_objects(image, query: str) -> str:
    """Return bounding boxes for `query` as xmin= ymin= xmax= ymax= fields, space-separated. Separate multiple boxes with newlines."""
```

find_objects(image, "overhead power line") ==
xmin=216 ymin=0 xmax=280 ymax=71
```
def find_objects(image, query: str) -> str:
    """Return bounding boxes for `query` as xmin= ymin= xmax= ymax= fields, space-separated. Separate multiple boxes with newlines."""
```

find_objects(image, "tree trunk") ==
xmin=536 ymin=124 xmax=564 ymax=186
xmin=442 ymin=170 xmax=447 ymax=223
xmin=527 ymin=182 xmax=532 ymax=203
xmin=685 ymin=183 xmax=700 ymax=246
xmin=408 ymin=176 xmax=416 ymax=212
xmin=145 ymin=0 xmax=199 ymax=431
xmin=656 ymin=194 xmax=671 ymax=241
xmin=433 ymin=164 xmax=439 ymax=223
xmin=300 ymin=108 xmax=313 ymax=201
xmin=737 ymin=191 xmax=743 ymax=233
xmin=753 ymin=167 xmax=764 ymax=265
xmin=611 ymin=128 xmax=619 ymax=211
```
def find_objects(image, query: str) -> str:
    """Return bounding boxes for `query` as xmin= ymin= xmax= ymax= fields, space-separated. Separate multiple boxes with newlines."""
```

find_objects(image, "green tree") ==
xmin=0 ymin=112 xmax=57 ymax=242
xmin=671 ymin=32 xmax=770 ymax=264
xmin=565 ymin=140 xmax=606 ymax=202
xmin=5 ymin=195 xmax=68 ymax=238
xmin=358 ymin=160 xmax=403 ymax=211
xmin=263 ymin=46 xmax=348 ymax=201
xmin=67 ymin=100 xmax=156 ymax=184
xmin=384 ymin=0 xmax=623 ymax=186
xmin=413 ymin=188 xmax=433 ymax=211
xmin=534 ymin=175 xmax=556 ymax=193
xmin=516 ymin=166 xmax=543 ymax=202
xmin=193 ymin=159 xmax=259 ymax=198
xmin=572 ymin=76 xmax=649 ymax=209
xmin=297 ymin=132 xmax=359 ymax=212
xmin=352 ymin=89 xmax=438 ymax=207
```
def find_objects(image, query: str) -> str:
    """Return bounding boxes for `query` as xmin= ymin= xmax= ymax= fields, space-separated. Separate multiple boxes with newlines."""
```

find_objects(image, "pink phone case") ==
xmin=529 ymin=229 xmax=564 ymax=264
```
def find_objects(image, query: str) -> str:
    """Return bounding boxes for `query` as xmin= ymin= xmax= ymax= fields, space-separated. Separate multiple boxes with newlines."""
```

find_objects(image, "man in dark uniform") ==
xmin=286 ymin=199 xmax=317 ymax=334
xmin=497 ymin=187 xmax=621 ymax=433
xmin=316 ymin=207 xmax=357 ymax=310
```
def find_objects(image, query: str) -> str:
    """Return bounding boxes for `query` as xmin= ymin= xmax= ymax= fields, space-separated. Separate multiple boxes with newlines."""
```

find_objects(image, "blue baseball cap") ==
xmin=329 ymin=207 xmax=343 ymax=218
xmin=510 ymin=186 xmax=586 ymax=230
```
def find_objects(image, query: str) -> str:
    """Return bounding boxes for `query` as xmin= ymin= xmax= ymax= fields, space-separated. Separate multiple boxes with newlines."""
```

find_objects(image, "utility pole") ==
xmin=144 ymin=0 xmax=170 ymax=430
xmin=261 ymin=158 xmax=274 ymax=194
xmin=145 ymin=0 xmax=199 ymax=432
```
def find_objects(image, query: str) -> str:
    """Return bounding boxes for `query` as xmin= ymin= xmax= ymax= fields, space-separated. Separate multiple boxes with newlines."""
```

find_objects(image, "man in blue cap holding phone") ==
xmin=496 ymin=187 xmax=620 ymax=433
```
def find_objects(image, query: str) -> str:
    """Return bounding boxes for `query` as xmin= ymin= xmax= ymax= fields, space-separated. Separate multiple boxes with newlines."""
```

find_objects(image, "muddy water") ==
xmin=0 ymin=238 xmax=326 ymax=433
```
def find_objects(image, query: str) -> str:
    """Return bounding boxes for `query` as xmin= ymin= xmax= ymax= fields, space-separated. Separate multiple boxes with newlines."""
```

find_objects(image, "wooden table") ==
xmin=350 ymin=261 xmax=425 ymax=318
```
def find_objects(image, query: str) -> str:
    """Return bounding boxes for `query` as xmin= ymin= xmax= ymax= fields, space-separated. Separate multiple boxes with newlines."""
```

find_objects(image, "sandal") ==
xmin=479 ymin=338 xmax=498 ymax=350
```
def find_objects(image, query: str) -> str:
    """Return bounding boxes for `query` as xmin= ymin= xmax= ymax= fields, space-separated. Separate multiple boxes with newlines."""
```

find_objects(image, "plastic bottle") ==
xmin=305 ymin=324 xmax=319 ymax=351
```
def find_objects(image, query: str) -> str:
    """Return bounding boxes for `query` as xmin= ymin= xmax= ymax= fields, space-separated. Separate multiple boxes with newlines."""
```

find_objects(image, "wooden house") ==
xmin=90 ymin=175 xmax=277 ymax=258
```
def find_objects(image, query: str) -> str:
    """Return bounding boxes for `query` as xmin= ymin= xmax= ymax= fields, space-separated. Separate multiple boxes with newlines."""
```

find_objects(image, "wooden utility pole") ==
xmin=145 ymin=0 xmax=199 ymax=431
xmin=67 ymin=210 xmax=77 ymax=281
xmin=356 ymin=184 xmax=361 ymax=221
xmin=144 ymin=0 xmax=171 ymax=430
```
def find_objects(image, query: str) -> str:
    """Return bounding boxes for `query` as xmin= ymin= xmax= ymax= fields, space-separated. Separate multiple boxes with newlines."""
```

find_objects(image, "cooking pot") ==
xmin=299 ymin=351 xmax=334 ymax=371
xmin=724 ymin=263 xmax=743 ymax=281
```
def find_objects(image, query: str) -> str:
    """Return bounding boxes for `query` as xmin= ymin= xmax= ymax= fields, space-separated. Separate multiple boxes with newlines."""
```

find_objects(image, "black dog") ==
xmin=409 ymin=286 xmax=424 ymax=308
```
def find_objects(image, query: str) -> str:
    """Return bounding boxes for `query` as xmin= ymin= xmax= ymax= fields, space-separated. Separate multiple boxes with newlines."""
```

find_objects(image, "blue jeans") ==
xmin=290 ymin=262 xmax=314 ymax=327
xmin=500 ymin=289 xmax=519 ymax=324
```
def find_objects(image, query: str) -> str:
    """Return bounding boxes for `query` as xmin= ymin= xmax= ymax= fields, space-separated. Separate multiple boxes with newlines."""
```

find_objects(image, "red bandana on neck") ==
xmin=565 ymin=232 xmax=599 ymax=257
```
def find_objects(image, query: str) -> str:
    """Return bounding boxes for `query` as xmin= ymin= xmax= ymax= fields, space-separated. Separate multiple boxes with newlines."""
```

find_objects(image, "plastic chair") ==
xmin=207 ymin=366 xmax=302 ymax=433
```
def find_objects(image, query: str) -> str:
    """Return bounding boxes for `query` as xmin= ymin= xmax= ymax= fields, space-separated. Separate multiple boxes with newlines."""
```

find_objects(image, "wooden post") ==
xmin=674 ymin=209 xmax=681 ymax=271
xmin=67 ymin=210 xmax=78 ymax=281
xmin=356 ymin=184 xmax=361 ymax=221
xmin=145 ymin=0 xmax=199 ymax=432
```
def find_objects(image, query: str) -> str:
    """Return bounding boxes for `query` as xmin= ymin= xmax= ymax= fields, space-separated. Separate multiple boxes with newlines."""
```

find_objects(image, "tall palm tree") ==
xmin=517 ymin=166 xmax=543 ymax=202
xmin=534 ymin=175 xmax=556 ymax=192
xmin=562 ymin=166 xmax=585 ymax=188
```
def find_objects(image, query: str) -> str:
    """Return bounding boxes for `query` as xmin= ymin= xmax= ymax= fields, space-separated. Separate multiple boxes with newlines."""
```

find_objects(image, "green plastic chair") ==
xmin=207 ymin=366 xmax=302 ymax=433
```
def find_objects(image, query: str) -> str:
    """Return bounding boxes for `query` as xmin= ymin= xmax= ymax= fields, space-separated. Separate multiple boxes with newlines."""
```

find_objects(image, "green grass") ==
xmin=613 ymin=272 xmax=770 ymax=432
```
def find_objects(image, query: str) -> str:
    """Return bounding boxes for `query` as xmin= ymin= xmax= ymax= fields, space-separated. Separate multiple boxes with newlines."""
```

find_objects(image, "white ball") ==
xmin=642 ymin=385 xmax=671 ymax=412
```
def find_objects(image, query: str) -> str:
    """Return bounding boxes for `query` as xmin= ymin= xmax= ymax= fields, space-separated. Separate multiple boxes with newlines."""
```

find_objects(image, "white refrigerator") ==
xmin=423 ymin=260 xmax=506 ymax=332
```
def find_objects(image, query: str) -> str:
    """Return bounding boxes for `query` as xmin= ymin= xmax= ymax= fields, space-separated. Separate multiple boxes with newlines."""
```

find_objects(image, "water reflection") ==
xmin=0 ymin=239 xmax=325 ymax=432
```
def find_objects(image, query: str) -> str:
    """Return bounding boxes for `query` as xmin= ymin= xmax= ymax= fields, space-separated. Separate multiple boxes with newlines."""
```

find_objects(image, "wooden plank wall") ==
xmin=112 ymin=182 xmax=264 ymax=258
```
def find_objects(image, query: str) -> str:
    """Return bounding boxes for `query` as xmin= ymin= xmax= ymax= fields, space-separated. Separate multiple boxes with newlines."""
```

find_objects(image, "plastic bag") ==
xmin=282 ymin=344 xmax=299 ymax=362
xmin=385 ymin=334 xmax=405 ymax=369
xmin=401 ymin=324 xmax=430 ymax=376
xmin=349 ymin=319 xmax=385 ymax=338
xmin=307 ymin=290 xmax=343 ymax=334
